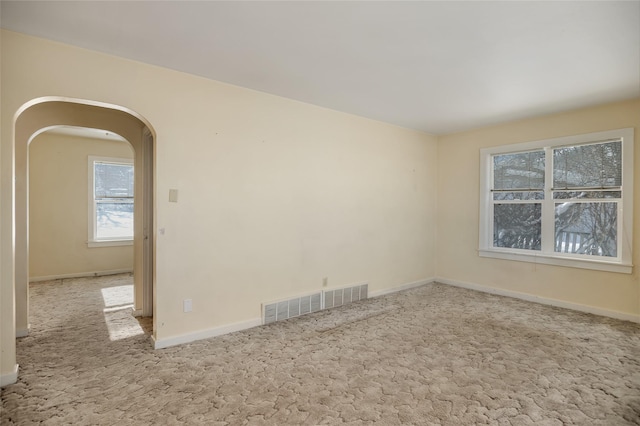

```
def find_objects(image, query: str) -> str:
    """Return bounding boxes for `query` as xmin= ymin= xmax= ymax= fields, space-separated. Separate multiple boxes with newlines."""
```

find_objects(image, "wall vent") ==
xmin=324 ymin=283 xmax=368 ymax=309
xmin=262 ymin=283 xmax=369 ymax=325
xmin=262 ymin=292 xmax=322 ymax=325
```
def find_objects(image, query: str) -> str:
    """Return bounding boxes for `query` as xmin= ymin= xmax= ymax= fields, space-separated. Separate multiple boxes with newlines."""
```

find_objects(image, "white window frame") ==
xmin=479 ymin=128 xmax=634 ymax=274
xmin=88 ymin=156 xmax=134 ymax=248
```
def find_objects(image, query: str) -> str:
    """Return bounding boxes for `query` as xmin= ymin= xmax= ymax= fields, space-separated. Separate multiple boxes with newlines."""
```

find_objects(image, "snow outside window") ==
xmin=88 ymin=156 xmax=134 ymax=247
xmin=479 ymin=129 xmax=634 ymax=274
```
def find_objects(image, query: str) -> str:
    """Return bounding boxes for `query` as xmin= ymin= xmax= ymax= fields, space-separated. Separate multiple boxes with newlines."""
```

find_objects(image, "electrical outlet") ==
xmin=322 ymin=277 xmax=328 ymax=287
xmin=183 ymin=299 xmax=192 ymax=313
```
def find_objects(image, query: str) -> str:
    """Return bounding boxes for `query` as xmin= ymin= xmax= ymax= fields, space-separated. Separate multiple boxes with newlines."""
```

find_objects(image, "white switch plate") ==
xmin=169 ymin=189 xmax=179 ymax=203
xmin=183 ymin=299 xmax=192 ymax=313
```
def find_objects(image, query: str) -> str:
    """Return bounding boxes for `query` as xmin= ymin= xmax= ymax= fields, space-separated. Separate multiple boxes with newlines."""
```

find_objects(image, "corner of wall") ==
xmin=437 ymin=276 xmax=640 ymax=324
xmin=0 ymin=364 xmax=19 ymax=387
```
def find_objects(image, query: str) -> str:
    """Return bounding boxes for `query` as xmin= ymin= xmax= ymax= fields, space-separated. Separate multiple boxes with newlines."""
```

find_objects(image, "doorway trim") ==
xmin=13 ymin=96 xmax=156 ymax=342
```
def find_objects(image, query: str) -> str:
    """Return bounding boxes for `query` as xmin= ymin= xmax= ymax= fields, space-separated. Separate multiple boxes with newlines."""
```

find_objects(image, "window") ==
xmin=479 ymin=128 xmax=633 ymax=273
xmin=88 ymin=156 xmax=134 ymax=247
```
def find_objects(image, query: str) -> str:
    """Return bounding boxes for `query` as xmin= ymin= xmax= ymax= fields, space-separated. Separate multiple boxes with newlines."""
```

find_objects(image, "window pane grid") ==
xmin=480 ymin=128 xmax=632 ymax=272
xmin=90 ymin=158 xmax=134 ymax=242
xmin=488 ymin=139 xmax=625 ymax=261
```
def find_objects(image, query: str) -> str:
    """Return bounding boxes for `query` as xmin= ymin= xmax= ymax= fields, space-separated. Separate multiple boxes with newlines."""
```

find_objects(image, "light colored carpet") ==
xmin=1 ymin=274 xmax=639 ymax=425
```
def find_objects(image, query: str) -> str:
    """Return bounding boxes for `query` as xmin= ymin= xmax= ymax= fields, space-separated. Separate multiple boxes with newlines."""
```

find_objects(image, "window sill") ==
xmin=478 ymin=249 xmax=632 ymax=274
xmin=88 ymin=239 xmax=133 ymax=248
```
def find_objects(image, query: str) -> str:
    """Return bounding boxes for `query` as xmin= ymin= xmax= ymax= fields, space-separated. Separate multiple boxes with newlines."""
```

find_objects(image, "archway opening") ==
xmin=13 ymin=98 xmax=156 ymax=344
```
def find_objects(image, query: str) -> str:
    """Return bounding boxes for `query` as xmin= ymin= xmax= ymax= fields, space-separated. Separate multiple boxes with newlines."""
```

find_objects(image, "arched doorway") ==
xmin=13 ymin=97 xmax=156 ymax=343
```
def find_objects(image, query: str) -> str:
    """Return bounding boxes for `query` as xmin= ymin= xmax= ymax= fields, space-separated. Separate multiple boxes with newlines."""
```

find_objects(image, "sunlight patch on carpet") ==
xmin=101 ymin=285 xmax=133 ymax=308
xmin=100 ymin=285 xmax=142 ymax=341
xmin=103 ymin=310 xmax=144 ymax=341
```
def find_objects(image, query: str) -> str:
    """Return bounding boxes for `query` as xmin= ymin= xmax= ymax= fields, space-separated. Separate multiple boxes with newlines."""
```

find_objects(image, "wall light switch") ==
xmin=183 ymin=299 xmax=192 ymax=313
xmin=169 ymin=189 xmax=179 ymax=203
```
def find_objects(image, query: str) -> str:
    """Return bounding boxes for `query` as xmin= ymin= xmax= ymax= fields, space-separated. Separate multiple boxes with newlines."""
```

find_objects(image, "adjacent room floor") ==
xmin=1 ymin=275 xmax=639 ymax=425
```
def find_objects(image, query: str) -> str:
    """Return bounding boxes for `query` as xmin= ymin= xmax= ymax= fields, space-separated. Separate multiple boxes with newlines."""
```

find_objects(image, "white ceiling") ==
xmin=46 ymin=126 xmax=128 ymax=143
xmin=2 ymin=1 xmax=639 ymax=135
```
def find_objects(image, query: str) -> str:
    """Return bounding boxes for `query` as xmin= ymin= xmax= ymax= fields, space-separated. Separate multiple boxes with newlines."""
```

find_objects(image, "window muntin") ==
xmin=89 ymin=157 xmax=134 ymax=244
xmin=479 ymin=128 xmax=633 ymax=273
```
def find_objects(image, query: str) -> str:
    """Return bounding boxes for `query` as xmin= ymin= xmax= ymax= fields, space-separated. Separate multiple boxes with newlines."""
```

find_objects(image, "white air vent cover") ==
xmin=324 ymin=283 xmax=368 ymax=309
xmin=262 ymin=283 xmax=368 ymax=325
xmin=263 ymin=292 xmax=322 ymax=325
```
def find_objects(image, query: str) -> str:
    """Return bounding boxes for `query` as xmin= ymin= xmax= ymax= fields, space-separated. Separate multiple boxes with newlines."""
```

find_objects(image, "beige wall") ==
xmin=29 ymin=131 xmax=134 ymax=280
xmin=1 ymin=30 xmax=438 ymax=377
xmin=4 ymin=29 xmax=636 ymax=384
xmin=437 ymin=98 xmax=640 ymax=318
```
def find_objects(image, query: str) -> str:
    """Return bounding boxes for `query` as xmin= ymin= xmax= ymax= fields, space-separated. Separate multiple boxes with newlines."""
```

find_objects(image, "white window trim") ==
xmin=88 ymin=156 xmax=134 ymax=248
xmin=479 ymin=128 xmax=634 ymax=274
xmin=87 ymin=239 xmax=133 ymax=248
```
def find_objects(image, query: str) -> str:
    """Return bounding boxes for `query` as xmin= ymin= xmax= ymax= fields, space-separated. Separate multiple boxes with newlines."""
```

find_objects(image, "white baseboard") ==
xmin=16 ymin=325 xmax=30 ymax=338
xmin=152 ymin=278 xmax=434 ymax=349
xmin=131 ymin=308 xmax=143 ymax=317
xmin=150 ymin=277 xmax=433 ymax=350
xmin=369 ymin=277 xmax=435 ymax=298
xmin=0 ymin=364 xmax=19 ymax=387
xmin=437 ymin=277 xmax=640 ymax=324
xmin=29 ymin=269 xmax=133 ymax=283
xmin=153 ymin=317 xmax=262 ymax=349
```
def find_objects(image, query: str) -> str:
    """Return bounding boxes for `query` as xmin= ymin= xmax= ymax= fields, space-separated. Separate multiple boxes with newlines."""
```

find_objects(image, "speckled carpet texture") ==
xmin=1 ymin=274 xmax=639 ymax=425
